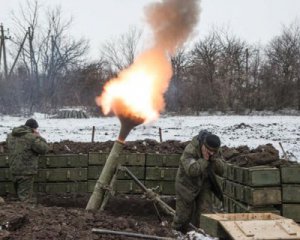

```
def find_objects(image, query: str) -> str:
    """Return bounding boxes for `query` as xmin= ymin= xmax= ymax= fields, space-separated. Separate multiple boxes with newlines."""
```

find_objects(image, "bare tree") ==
xmin=8 ymin=1 xmax=89 ymax=112
xmin=264 ymin=22 xmax=300 ymax=109
xmin=165 ymin=47 xmax=192 ymax=111
xmin=100 ymin=26 xmax=143 ymax=72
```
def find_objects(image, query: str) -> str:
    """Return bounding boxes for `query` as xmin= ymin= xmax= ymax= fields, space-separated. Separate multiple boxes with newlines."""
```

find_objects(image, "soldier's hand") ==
xmin=33 ymin=129 xmax=40 ymax=137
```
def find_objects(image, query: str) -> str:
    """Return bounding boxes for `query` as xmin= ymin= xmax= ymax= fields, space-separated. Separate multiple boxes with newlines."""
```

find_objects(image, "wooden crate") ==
xmin=146 ymin=154 xmax=180 ymax=167
xmin=282 ymin=184 xmax=300 ymax=203
xmin=88 ymin=153 xmax=145 ymax=166
xmin=38 ymin=154 xmax=88 ymax=168
xmin=281 ymin=165 xmax=300 ymax=183
xmin=200 ymin=213 xmax=300 ymax=239
xmin=87 ymin=180 xmax=143 ymax=194
xmin=144 ymin=180 xmax=175 ymax=195
xmin=87 ymin=166 xmax=145 ymax=180
xmin=36 ymin=168 xmax=87 ymax=182
xmin=36 ymin=182 xmax=87 ymax=193
xmin=236 ymin=166 xmax=280 ymax=186
xmin=145 ymin=167 xmax=177 ymax=181
xmin=282 ymin=204 xmax=300 ymax=223
xmin=0 ymin=168 xmax=11 ymax=181
xmin=0 ymin=154 xmax=9 ymax=167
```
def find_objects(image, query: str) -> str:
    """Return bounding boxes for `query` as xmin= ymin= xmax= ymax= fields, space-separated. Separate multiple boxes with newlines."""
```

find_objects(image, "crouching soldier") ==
xmin=6 ymin=119 xmax=49 ymax=202
xmin=172 ymin=130 xmax=224 ymax=233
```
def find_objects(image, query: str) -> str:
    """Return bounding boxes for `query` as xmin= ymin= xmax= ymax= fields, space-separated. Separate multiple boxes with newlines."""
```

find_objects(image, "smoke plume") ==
xmin=145 ymin=0 xmax=201 ymax=54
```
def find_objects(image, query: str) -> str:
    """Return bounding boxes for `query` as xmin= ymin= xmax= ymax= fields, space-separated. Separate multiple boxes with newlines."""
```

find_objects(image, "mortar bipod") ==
xmin=118 ymin=166 xmax=207 ymax=236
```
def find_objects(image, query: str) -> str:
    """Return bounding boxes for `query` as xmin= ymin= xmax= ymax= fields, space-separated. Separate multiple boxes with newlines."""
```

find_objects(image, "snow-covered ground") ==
xmin=0 ymin=113 xmax=299 ymax=161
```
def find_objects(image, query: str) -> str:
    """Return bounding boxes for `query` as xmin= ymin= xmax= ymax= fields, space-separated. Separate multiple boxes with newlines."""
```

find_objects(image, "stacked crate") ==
xmin=0 ymin=154 xmax=13 ymax=195
xmin=87 ymin=152 xmax=145 ymax=194
xmin=144 ymin=153 xmax=179 ymax=195
xmin=36 ymin=154 xmax=88 ymax=193
xmin=222 ymin=163 xmax=281 ymax=215
xmin=280 ymin=165 xmax=300 ymax=222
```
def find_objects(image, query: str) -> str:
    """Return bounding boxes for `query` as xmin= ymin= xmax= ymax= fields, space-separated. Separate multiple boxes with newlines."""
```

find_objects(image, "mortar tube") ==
xmin=86 ymin=140 xmax=124 ymax=210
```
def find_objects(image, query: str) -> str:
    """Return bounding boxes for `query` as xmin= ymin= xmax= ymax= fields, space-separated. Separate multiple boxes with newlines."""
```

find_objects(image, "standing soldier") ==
xmin=6 ymin=118 xmax=49 ymax=202
xmin=172 ymin=130 xmax=224 ymax=233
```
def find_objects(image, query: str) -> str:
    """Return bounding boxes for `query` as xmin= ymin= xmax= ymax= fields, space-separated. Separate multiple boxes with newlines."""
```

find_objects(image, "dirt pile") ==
xmin=221 ymin=144 xmax=296 ymax=167
xmin=1 ymin=140 xmax=297 ymax=167
xmin=0 ymin=195 xmax=174 ymax=240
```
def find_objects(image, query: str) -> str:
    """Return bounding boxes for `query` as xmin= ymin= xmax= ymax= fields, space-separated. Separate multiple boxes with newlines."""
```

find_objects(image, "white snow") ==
xmin=0 ymin=114 xmax=299 ymax=161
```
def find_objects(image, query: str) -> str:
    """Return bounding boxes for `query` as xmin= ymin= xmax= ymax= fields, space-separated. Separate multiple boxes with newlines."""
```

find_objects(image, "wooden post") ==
xmin=159 ymin=127 xmax=162 ymax=143
xmin=0 ymin=24 xmax=8 ymax=79
xmin=91 ymin=126 xmax=95 ymax=143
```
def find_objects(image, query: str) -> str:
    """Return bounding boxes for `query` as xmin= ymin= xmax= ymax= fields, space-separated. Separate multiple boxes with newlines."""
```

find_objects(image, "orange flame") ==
xmin=96 ymin=48 xmax=173 ymax=124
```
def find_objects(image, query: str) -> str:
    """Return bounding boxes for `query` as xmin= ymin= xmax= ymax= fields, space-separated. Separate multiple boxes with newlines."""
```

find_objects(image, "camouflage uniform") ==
xmin=172 ymin=136 xmax=224 ymax=233
xmin=6 ymin=125 xmax=49 ymax=202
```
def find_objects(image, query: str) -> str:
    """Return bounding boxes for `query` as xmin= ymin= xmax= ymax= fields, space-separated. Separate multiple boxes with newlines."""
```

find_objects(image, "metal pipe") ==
xmin=92 ymin=228 xmax=174 ymax=240
xmin=86 ymin=140 xmax=124 ymax=210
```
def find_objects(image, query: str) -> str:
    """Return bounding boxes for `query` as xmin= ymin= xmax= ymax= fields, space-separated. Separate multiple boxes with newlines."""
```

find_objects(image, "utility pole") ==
xmin=0 ymin=23 xmax=9 ymax=79
xmin=9 ymin=30 xmax=29 ymax=77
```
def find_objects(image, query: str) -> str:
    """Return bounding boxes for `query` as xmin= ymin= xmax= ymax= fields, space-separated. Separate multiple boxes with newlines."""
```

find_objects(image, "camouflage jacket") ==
xmin=175 ymin=136 xmax=224 ymax=202
xmin=6 ymin=125 xmax=49 ymax=175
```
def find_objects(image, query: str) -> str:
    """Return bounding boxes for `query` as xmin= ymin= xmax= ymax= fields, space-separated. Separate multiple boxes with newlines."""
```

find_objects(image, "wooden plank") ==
xmin=281 ymin=165 xmax=300 ymax=183
xmin=220 ymin=219 xmax=300 ymax=240
xmin=146 ymin=154 xmax=180 ymax=167
xmin=282 ymin=184 xmax=300 ymax=203
xmin=38 ymin=154 xmax=88 ymax=168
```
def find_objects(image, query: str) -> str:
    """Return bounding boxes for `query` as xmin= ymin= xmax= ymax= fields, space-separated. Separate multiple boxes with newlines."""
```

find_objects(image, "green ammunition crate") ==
xmin=239 ymin=166 xmax=280 ymax=186
xmin=243 ymin=186 xmax=281 ymax=206
xmin=144 ymin=180 xmax=175 ymax=195
xmin=145 ymin=167 xmax=177 ymax=180
xmin=0 ymin=168 xmax=11 ymax=181
xmin=282 ymin=204 xmax=300 ymax=222
xmin=281 ymin=165 xmax=300 ymax=183
xmin=36 ymin=168 xmax=87 ymax=182
xmin=38 ymin=154 xmax=88 ymax=168
xmin=226 ymin=163 xmax=236 ymax=181
xmin=0 ymin=154 xmax=9 ymax=167
xmin=200 ymin=214 xmax=228 ymax=239
xmin=88 ymin=153 xmax=145 ymax=166
xmin=88 ymin=166 xmax=144 ymax=180
xmin=87 ymin=180 xmax=143 ymax=194
xmin=224 ymin=194 xmax=281 ymax=215
xmin=224 ymin=180 xmax=236 ymax=199
xmin=36 ymin=182 xmax=87 ymax=193
xmin=282 ymin=184 xmax=300 ymax=203
xmin=146 ymin=154 xmax=180 ymax=167
xmin=216 ymin=175 xmax=225 ymax=191
xmin=0 ymin=182 xmax=15 ymax=194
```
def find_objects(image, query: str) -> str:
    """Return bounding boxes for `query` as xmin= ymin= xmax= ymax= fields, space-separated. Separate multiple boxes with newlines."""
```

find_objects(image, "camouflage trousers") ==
xmin=172 ymin=182 xmax=213 ymax=233
xmin=12 ymin=175 xmax=35 ymax=202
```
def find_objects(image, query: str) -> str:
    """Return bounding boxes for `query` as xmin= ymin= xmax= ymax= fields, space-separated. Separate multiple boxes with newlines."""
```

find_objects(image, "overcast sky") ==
xmin=1 ymin=0 xmax=300 ymax=58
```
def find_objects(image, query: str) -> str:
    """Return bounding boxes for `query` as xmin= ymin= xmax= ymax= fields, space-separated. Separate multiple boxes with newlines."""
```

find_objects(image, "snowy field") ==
xmin=0 ymin=113 xmax=299 ymax=161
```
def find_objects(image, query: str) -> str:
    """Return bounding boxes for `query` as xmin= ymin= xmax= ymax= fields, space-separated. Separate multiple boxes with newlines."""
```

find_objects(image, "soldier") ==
xmin=6 ymin=118 xmax=49 ymax=202
xmin=172 ymin=130 xmax=224 ymax=233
